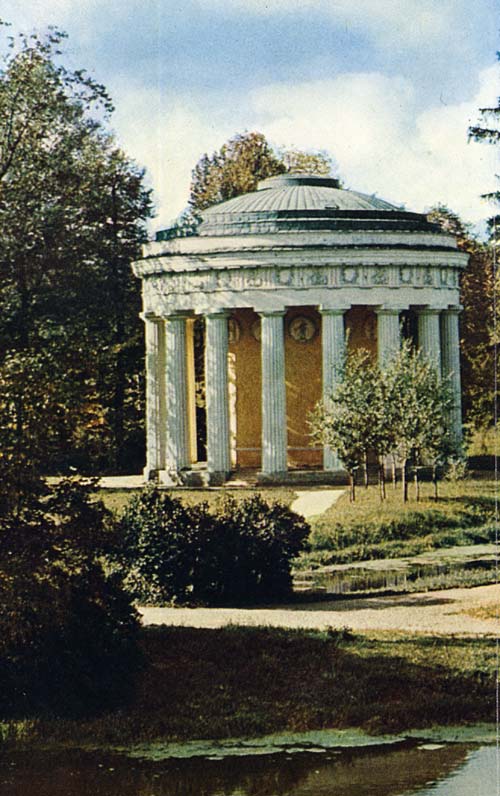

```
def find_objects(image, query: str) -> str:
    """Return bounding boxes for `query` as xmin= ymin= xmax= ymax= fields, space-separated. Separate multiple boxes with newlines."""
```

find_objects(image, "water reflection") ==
xmin=297 ymin=558 xmax=496 ymax=595
xmin=0 ymin=740 xmax=488 ymax=796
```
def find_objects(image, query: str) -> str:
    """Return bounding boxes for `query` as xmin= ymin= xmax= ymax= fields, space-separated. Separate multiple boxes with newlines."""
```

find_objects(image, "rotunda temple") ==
xmin=132 ymin=174 xmax=467 ymax=485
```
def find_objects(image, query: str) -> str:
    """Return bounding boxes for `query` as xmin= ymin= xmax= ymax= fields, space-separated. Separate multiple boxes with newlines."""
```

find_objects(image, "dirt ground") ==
xmin=139 ymin=583 xmax=500 ymax=636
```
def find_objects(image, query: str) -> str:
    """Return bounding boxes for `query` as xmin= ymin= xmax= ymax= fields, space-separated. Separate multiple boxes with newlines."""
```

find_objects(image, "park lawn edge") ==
xmin=1 ymin=625 xmax=496 ymax=750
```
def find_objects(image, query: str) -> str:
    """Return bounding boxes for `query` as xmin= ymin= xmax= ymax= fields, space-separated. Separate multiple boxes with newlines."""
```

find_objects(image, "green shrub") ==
xmin=116 ymin=489 xmax=310 ymax=605
xmin=0 ymin=478 xmax=141 ymax=718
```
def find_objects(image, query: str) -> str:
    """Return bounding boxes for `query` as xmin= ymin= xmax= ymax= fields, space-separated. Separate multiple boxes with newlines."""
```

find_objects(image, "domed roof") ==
xmin=204 ymin=174 xmax=400 ymax=214
xmin=197 ymin=174 xmax=432 ymax=237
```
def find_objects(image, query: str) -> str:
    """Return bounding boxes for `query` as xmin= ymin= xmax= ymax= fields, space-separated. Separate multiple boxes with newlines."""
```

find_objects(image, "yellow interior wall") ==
xmin=228 ymin=308 xmax=262 ymax=468
xmin=284 ymin=307 xmax=322 ymax=468
xmin=229 ymin=306 xmax=322 ymax=469
xmin=345 ymin=306 xmax=377 ymax=358
xmin=227 ymin=305 xmax=377 ymax=470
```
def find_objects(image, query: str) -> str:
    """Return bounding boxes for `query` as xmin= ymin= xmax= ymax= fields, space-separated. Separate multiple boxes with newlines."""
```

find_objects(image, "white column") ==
xmin=321 ymin=307 xmax=346 ymax=470
xmin=164 ymin=313 xmax=190 ymax=474
xmin=260 ymin=310 xmax=287 ymax=475
xmin=441 ymin=306 xmax=463 ymax=446
xmin=418 ymin=307 xmax=442 ymax=374
xmin=143 ymin=315 xmax=165 ymax=479
xmin=376 ymin=308 xmax=402 ymax=368
xmin=205 ymin=311 xmax=231 ymax=480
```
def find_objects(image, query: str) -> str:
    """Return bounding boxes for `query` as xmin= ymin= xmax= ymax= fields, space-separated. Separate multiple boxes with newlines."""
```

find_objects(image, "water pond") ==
xmin=1 ymin=733 xmax=497 ymax=795
xmin=296 ymin=543 xmax=497 ymax=595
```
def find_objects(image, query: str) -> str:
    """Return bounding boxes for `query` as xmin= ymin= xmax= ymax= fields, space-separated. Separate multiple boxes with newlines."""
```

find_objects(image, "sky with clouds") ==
xmin=5 ymin=1 xmax=499 ymax=232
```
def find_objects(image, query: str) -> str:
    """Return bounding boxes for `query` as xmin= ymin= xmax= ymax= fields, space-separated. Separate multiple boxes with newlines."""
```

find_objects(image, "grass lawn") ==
xmin=303 ymin=476 xmax=497 ymax=568
xmin=3 ymin=625 xmax=496 ymax=748
xmin=99 ymin=487 xmax=297 ymax=515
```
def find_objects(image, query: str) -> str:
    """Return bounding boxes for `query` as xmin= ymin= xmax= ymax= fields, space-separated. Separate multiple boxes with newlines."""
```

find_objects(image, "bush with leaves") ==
xmin=0 ymin=477 xmax=140 ymax=718
xmin=116 ymin=490 xmax=310 ymax=606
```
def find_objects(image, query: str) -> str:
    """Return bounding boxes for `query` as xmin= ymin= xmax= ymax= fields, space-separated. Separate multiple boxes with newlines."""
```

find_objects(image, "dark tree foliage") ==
xmin=0 ymin=24 xmax=153 ymax=474
xmin=116 ymin=489 xmax=310 ymax=606
xmin=0 ymin=476 xmax=140 ymax=717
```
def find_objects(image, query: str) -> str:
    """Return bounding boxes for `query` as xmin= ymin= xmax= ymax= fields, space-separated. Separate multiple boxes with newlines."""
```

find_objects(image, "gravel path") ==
xmin=139 ymin=583 xmax=500 ymax=636
xmin=291 ymin=489 xmax=345 ymax=518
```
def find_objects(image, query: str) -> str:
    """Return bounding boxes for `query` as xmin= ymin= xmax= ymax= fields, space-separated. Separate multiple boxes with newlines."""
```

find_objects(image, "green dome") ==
xmin=198 ymin=174 xmax=433 ymax=237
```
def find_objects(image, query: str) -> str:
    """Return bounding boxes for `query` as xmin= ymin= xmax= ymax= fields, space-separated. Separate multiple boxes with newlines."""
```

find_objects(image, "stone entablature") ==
xmin=139 ymin=259 xmax=465 ymax=317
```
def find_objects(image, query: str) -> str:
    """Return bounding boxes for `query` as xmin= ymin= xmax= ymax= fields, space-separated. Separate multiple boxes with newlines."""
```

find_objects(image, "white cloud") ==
xmin=110 ymin=82 xmax=241 ymax=226
xmin=250 ymin=65 xmax=499 ymax=225
xmin=112 ymin=63 xmax=498 ymax=232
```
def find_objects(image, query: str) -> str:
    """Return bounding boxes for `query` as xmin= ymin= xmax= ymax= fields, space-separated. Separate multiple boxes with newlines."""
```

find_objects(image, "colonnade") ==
xmin=143 ymin=305 xmax=462 ymax=483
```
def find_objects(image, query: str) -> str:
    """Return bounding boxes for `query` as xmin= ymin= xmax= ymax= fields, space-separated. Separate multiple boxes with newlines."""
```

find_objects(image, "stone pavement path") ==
xmin=291 ymin=489 xmax=345 ymax=518
xmin=139 ymin=583 xmax=500 ymax=636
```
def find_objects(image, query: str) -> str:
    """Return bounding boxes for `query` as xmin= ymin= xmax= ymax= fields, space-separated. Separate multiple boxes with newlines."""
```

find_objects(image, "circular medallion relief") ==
xmin=228 ymin=317 xmax=241 ymax=344
xmin=289 ymin=316 xmax=316 ymax=343
xmin=251 ymin=319 xmax=261 ymax=342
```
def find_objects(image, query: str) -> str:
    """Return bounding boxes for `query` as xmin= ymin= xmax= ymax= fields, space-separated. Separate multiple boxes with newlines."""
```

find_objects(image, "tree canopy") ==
xmin=188 ymin=131 xmax=339 ymax=213
xmin=0 ymin=24 xmax=153 ymax=474
xmin=310 ymin=342 xmax=453 ymax=502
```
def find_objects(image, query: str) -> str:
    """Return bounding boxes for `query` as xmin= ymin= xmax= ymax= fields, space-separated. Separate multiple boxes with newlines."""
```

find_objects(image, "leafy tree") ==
xmin=188 ymin=132 xmax=342 ymax=214
xmin=280 ymin=148 xmax=336 ymax=177
xmin=189 ymin=131 xmax=286 ymax=212
xmin=387 ymin=341 xmax=453 ymax=502
xmin=311 ymin=342 xmax=453 ymax=503
xmin=0 ymin=24 xmax=153 ymax=474
xmin=309 ymin=350 xmax=383 ymax=502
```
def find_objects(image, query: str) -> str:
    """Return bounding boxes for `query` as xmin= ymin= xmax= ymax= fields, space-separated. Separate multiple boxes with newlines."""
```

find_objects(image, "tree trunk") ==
xmin=363 ymin=452 xmax=369 ymax=488
xmin=378 ymin=459 xmax=386 ymax=501
xmin=402 ymin=459 xmax=408 ymax=503
xmin=433 ymin=465 xmax=439 ymax=501
xmin=349 ymin=471 xmax=356 ymax=502
xmin=391 ymin=454 xmax=397 ymax=489
xmin=414 ymin=467 xmax=420 ymax=502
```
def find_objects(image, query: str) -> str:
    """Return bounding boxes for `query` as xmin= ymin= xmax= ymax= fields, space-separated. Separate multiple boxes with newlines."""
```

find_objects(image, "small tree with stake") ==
xmin=310 ymin=350 xmax=381 ymax=502
xmin=310 ymin=341 xmax=454 ymax=503
xmin=387 ymin=340 xmax=454 ymax=502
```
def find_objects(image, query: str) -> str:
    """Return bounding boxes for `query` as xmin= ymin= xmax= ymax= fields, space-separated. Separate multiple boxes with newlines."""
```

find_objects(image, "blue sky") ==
xmin=7 ymin=1 xmax=500 ymax=231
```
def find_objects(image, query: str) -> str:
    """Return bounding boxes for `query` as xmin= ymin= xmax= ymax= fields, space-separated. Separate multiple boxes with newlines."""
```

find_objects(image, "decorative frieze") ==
xmin=144 ymin=262 xmax=462 ymax=304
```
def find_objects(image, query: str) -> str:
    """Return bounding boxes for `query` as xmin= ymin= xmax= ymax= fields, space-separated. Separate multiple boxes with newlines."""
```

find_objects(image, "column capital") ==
xmin=162 ymin=310 xmax=194 ymax=321
xmin=204 ymin=308 xmax=229 ymax=320
xmin=445 ymin=304 xmax=463 ymax=315
xmin=319 ymin=305 xmax=350 ymax=315
xmin=375 ymin=306 xmax=405 ymax=316
xmin=258 ymin=309 xmax=286 ymax=318
xmin=415 ymin=306 xmax=443 ymax=316
xmin=140 ymin=311 xmax=163 ymax=323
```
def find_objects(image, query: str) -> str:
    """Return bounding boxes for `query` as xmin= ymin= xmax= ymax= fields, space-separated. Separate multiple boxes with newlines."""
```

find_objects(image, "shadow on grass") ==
xmin=24 ymin=626 xmax=496 ymax=747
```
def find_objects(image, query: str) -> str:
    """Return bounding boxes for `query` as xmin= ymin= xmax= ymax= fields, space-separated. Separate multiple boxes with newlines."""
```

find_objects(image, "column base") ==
xmin=143 ymin=465 xmax=160 ymax=482
xmin=207 ymin=470 xmax=232 ymax=486
xmin=257 ymin=470 xmax=347 ymax=485
xmin=158 ymin=468 xmax=187 ymax=487
xmin=156 ymin=468 xmax=233 ymax=487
